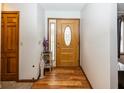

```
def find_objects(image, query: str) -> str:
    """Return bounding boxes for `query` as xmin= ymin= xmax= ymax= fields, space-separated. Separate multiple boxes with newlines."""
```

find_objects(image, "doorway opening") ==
xmin=117 ymin=3 xmax=124 ymax=89
xmin=48 ymin=18 xmax=80 ymax=67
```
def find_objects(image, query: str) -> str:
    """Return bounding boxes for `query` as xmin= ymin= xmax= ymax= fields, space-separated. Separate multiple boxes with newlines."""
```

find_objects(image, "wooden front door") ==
xmin=56 ymin=19 xmax=79 ymax=66
xmin=1 ymin=11 xmax=19 ymax=81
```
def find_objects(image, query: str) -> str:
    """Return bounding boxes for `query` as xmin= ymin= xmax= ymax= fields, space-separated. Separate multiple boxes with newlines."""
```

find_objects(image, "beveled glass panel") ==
xmin=64 ymin=26 xmax=71 ymax=46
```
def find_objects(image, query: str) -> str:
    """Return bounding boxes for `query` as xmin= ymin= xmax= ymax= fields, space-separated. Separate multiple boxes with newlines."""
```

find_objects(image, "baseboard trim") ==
xmin=17 ymin=79 xmax=37 ymax=82
xmin=80 ymin=66 xmax=93 ymax=89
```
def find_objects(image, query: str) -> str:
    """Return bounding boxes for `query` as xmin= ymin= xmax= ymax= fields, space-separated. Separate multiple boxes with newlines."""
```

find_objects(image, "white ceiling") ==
xmin=40 ymin=3 xmax=85 ymax=11
xmin=118 ymin=3 xmax=124 ymax=11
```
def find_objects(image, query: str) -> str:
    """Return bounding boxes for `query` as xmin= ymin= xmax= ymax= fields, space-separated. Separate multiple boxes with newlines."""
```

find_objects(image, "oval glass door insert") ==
xmin=64 ymin=26 xmax=72 ymax=46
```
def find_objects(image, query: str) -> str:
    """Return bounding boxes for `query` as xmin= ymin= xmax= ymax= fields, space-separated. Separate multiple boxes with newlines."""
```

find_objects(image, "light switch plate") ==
xmin=38 ymin=41 xmax=41 ymax=45
xmin=20 ymin=42 xmax=23 ymax=46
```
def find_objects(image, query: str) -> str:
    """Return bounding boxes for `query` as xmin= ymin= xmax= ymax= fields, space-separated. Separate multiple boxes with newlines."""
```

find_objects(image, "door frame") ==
xmin=48 ymin=18 xmax=80 ymax=67
xmin=1 ymin=11 xmax=19 ymax=81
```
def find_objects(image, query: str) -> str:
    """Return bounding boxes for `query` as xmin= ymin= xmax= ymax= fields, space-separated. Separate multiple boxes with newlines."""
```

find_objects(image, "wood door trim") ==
xmin=2 ymin=11 xmax=19 ymax=81
xmin=17 ymin=11 xmax=19 ymax=81
xmin=48 ymin=18 xmax=80 ymax=20
xmin=17 ymin=79 xmax=36 ymax=82
xmin=2 ymin=11 xmax=19 ymax=14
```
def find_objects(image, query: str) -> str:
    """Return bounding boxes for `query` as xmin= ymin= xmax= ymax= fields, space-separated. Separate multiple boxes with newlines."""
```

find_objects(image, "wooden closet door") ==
xmin=1 ymin=12 xmax=19 ymax=81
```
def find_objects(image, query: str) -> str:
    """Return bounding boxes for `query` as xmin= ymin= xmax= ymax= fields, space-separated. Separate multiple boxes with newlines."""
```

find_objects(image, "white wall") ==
xmin=35 ymin=4 xmax=45 ymax=79
xmin=110 ymin=4 xmax=118 ymax=88
xmin=2 ymin=3 xmax=45 ymax=80
xmin=45 ymin=10 xmax=80 ymax=38
xmin=80 ymin=4 xmax=118 ymax=89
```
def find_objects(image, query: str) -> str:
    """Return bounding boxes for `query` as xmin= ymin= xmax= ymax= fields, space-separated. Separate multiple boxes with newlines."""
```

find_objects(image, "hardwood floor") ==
xmin=32 ymin=67 xmax=91 ymax=89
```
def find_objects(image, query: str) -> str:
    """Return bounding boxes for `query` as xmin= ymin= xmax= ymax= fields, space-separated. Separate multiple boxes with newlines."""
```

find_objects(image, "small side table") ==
xmin=41 ymin=51 xmax=53 ymax=75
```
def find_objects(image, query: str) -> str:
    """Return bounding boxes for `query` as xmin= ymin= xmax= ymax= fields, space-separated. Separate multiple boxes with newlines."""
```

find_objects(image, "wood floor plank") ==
xmin=32 ymin=67 xmax=91 ymax=89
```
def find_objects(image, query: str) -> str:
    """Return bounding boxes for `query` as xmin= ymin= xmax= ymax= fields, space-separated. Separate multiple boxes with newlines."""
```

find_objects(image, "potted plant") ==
xmin=43 ymin=37 xmax=49 ymax=52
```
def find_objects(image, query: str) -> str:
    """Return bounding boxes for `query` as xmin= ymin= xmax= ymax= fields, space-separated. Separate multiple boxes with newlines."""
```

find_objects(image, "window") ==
xmin=120 ymin=20 xmax=124 ymax=53
xmin=49 ymin=19 xmax=56 ymax=63
xmin=64 ymin=26 xmax=72 ymax=46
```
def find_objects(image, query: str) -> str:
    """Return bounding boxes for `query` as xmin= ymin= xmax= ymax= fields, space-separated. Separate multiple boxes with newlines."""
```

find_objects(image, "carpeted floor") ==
xmin=1 ymin=81 xmax=33 ymax=89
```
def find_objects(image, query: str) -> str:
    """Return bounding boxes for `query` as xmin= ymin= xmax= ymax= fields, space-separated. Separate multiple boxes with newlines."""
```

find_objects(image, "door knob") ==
xmin=57 ymin=45 xmax=59 ymax=48
xmin=57 ymin=43 xmax=59 ymax=48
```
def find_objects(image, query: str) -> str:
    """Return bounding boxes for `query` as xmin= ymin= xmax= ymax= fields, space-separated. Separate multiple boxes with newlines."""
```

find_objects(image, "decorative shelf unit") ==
xmin=41 ymin=51 xmax=53 ymax=74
